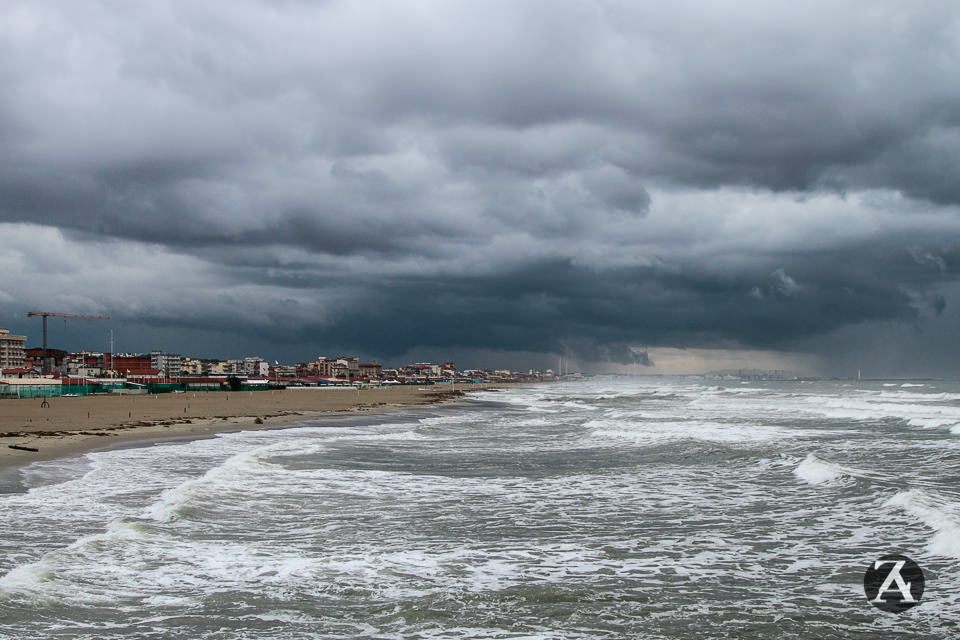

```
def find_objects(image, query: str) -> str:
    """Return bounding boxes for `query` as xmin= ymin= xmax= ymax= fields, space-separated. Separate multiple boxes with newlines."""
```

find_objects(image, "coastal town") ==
xmin=0 ymin=327 xmax=566 ymax=398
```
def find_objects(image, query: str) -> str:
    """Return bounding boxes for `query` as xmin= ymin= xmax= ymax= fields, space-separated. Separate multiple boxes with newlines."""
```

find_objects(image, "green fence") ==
xmin=0 ymin=384 xmax=66 ymax=399
xmin=143 ymin=383 xmax=185 ymax=394
xmin=1 ymin=383 xmax=136 ymax=398
xmin=2 ymin=381 xmax=282 ymax=399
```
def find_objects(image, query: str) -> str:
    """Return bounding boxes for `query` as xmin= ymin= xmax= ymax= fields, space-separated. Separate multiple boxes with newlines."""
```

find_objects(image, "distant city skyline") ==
xmin=0 ymin=325 xmax=834 ymax=377
xmin=2 ymin=2 xmax=960 ymax=377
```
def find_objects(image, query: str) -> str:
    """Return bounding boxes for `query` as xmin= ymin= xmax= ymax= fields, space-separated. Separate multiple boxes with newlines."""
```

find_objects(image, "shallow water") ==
xmin=1 ymin=378 xmax=958 ymax=638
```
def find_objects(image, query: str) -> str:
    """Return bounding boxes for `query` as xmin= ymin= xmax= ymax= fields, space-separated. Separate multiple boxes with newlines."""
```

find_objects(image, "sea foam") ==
xmin=144 ymin=447 xmax=287 ymax=522
xmin=793 ymin=454 xmax=848 ymax=485
xmin=885 ymin=489 xmax=960 ymax=559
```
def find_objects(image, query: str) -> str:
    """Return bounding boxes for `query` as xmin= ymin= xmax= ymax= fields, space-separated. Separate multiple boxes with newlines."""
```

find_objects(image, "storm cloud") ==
xmin=2 ymin=1 xmax=960 ymax=373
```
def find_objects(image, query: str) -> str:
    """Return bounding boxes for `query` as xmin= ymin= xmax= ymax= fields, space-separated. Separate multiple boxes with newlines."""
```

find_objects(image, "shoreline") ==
xmin=0 ymin=384 xmax=507 ymax=473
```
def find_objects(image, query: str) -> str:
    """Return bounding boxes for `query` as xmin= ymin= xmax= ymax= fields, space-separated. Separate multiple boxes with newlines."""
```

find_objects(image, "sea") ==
xmin=0 ymin=378 xmax=958 ymax=639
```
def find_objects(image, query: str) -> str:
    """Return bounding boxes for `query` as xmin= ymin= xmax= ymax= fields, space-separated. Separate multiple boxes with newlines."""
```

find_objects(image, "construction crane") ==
xmin=26 ymin=312 xmax=111 ymax=373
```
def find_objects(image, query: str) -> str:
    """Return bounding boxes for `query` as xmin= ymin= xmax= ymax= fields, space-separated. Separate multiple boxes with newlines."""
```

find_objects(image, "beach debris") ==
xmin=8 ymin=444 xmax=39 ymax=452
xmin=254 ymin=417 xmax=264 ymax=424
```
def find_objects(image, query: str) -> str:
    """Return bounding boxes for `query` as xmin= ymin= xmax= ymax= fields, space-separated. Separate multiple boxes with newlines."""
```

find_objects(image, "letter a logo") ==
xmin=863 ymin=554 xmax=925 ymax=613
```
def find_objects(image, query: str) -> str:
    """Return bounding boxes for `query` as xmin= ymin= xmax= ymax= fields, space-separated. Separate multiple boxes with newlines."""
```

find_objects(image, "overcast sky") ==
xmin=2 ymin=1 xmax=960 ymax=375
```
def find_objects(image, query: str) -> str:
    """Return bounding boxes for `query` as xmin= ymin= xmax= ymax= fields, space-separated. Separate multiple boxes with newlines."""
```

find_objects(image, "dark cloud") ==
xmin=561 ymin=340 xmax=654 ymax=367
xmin=2 ymin=1 xmax=960 ymax=371
xmin=125 ymin=246 xmax=943 ymax=360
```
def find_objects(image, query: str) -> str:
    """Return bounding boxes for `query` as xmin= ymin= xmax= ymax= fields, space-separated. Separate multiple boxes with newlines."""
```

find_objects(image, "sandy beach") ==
xmin=0 ymin=384 xmax=504 ymax=470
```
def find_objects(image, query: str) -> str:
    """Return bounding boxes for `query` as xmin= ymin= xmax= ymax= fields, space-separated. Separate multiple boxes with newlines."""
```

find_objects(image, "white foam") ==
xmin=144 ymin=448 xmax=286 ymax=522
xmin=17 ymin=456 xmax=94 ymax=490
xmin=794 ymin=454 xmax=846 ymax=485
xmin=140 ymin=424 xmax=434 ymax=522
xmin=0 ymin=517 xmax=168 ymax=603
xmin=418 ymin=414 xmax=480 ymax=427
xmin=0 ymin=532 xmax=315 ymax=605
xmin=799 ymin=392 xmax=960 ymax=432
xmin=907 ymin=416 xmax=960 ymax=429
xmin=0 ymin=558 xmax=55 ymax=600
xmin=885 ymin=489 xmax=960 ymax=558
xmin=342 ymin=428 xmax=426 ymax=441
xmin=587 ymin=418 xmax=791 ymax=444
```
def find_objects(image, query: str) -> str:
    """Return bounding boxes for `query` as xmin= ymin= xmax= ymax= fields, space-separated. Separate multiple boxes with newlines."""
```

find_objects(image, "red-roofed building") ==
xmin=106 ymin=354 xmax=161 ymax=379
xmin=26 ymin=347 xmax=67 ymax=371
xmin=0 ymin=368 xmax=41 ymax=379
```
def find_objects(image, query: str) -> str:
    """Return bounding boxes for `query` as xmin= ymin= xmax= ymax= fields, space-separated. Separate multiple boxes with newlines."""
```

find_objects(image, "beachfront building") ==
xmin=309 ymin=357 xmax=335 ymax=377
xmin=243 ymin=357 xmax=269 ymax=377
xmin=0 ymin=375 xmax=61 ymax=398
xmin=308 ymin=356 xmax=361 ymax=379
xmin=309 ymin=357 xmax=328 ymax=376
xmin=108 ymin=354 xmax=159 ymax=378
xmin=359 ymin=361 xmax=382 ymax=378
xmin=272 ymin=364 xmax=297 ymax=378
xmin=294 ymin=362 xmax=313 ymax=377
xmin=418 ymin=363 xmax=443 ymax=377
xmin=335 ymin=357 xmax=360 ymax=378
xmin=180 ymin=357 xmax=204 ymax=376
xmin=401 ymin=363 xmax=441 ymax=380
xmin=209 ymin=359 xmax=244 ymax=375
xmin=0 ymin=329 xmax=27 ymax=370
xmin=150 ymin=351 xmax=182 ymax=378
xmin=25 ymin=346 xmax=68 ymax=373
xmin=65 ymin=352 xmax=104 ymax=378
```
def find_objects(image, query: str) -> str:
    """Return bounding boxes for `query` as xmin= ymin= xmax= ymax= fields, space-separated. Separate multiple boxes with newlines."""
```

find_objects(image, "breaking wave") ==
xmin=793 ymin=454 xmax=851 ymax=485
xmin=885 ymin=489 xmax=960 ymax=559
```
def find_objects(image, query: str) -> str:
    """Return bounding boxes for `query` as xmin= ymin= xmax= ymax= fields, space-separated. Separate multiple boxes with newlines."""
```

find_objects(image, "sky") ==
xmin=2 ymin=1 xmax=960 ymax=376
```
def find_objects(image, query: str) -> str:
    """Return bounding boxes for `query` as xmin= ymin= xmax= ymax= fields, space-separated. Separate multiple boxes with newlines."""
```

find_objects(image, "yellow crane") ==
xmin=26 ymin=312 xmax=111 ymax=373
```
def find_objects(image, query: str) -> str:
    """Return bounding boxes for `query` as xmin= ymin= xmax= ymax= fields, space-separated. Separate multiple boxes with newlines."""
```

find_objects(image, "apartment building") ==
xmin=0 ymin=329 xmax=27 ymax=369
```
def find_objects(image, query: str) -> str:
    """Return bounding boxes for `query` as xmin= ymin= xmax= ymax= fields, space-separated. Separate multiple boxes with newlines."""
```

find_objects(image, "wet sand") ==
xmin=0 ymin=385 xmax=503 ymax=470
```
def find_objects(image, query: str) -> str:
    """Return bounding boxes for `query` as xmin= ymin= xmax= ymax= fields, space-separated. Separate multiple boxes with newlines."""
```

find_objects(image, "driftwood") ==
xmin=8 ymin=444 xmax=39 ymax=452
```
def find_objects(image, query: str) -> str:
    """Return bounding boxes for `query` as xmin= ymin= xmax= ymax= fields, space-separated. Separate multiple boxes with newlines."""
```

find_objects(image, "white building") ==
xmin=150 ymin=351 xmax=182 ymax=378
xmin=243 ymin=357 xmax=269 ymax=377
xmin=0 ymin=329 xmax=26 ymax=370
xmin=209 ymin=359 xmax=244 ymax=375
